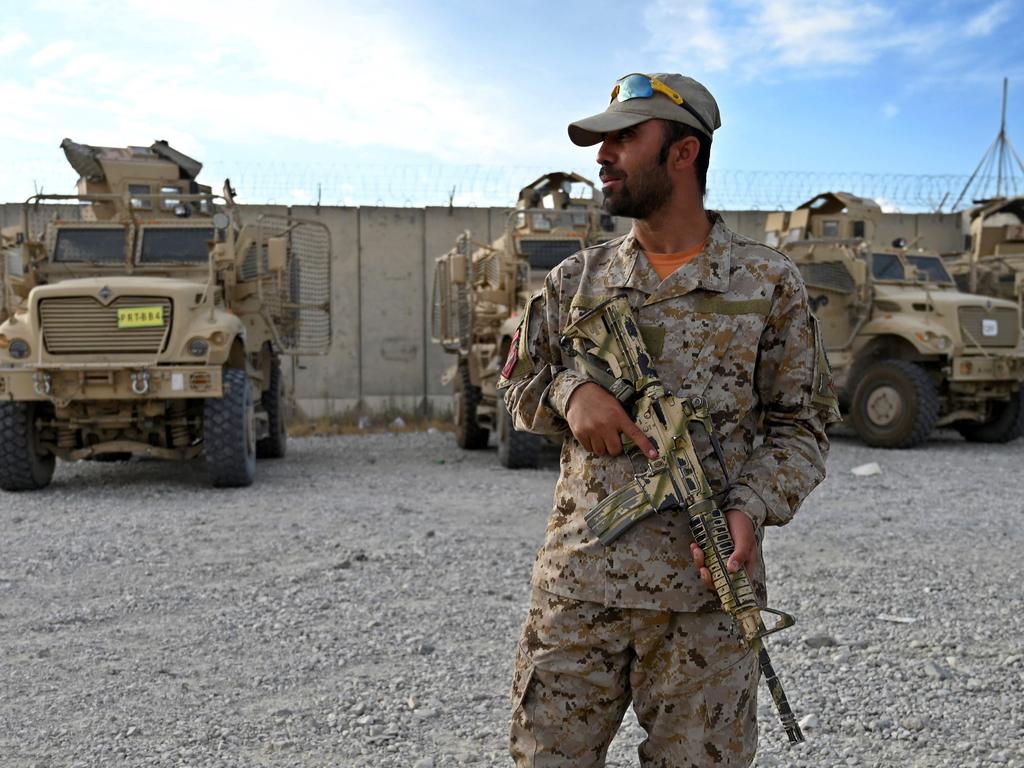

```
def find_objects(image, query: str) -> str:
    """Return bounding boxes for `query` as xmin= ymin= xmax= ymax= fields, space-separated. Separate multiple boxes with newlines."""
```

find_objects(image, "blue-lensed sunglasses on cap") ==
xmin=610 ymin=73 xmax=714 ymax=136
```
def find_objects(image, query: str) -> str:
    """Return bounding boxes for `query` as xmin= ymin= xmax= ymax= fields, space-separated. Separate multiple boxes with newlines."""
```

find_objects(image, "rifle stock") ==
xmin=562 ymin=294 xmax=805 ymax=745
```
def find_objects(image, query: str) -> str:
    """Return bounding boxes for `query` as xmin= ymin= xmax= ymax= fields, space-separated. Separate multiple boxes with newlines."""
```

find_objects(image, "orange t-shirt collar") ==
xmin=644 ymin=239 xmax=706 ymax=281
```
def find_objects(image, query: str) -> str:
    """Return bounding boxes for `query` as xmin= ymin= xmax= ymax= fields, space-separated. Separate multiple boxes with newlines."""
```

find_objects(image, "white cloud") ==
xmin=755 ymin=1 xmax=890 ymax=68
xmin=875 ymin=196 xmax=900 ymax=213
xmin=882 ymin=103 xmax=899 ymax=119
xmin=30 ymin=40 xmax=77 ymax=67
xmin=966 ymin=0 xmax=1012 ymax=37
xmin=644 ymin=0 xmax=731 ymax=72
xmin=0 ymin=31 xmax=30 ymax=56
xmin=643 ymin=0 xmax=979 ymax=80
xmin=2 ymin=0 xmax=545 ymax=170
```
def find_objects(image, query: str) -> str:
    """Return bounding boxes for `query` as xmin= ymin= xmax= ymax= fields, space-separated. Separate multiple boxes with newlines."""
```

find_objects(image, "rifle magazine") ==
xmin=584 ymin=480 xmax=654 ymax=545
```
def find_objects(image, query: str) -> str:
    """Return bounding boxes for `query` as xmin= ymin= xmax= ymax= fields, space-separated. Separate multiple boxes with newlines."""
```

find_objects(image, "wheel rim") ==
xmin=866 ymin=385 xmax=903 ymax=427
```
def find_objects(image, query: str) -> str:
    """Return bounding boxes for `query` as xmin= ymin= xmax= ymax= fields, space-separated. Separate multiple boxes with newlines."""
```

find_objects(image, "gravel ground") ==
xmin=0 ymin=428 xmax=1021 ymax=768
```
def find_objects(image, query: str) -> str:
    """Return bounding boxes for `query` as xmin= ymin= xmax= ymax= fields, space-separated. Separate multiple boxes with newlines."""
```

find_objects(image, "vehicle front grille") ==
xmin=798 ymin=262 xmax=856 ymax=293
xmin=958 ymin=306 xmax=1019 ymax=347
xmin=39 ymin=296 xmax=173 ymax=354
xmin=518 ymin=238 xmax=583 ymax=270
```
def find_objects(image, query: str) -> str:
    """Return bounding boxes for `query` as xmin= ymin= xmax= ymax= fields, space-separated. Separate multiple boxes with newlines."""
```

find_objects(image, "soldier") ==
xmin=498 ymin=73 xmax=840 ymax=767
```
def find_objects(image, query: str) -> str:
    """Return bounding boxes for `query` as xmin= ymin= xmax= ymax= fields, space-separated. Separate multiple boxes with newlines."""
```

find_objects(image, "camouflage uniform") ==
xmin=500 ymin=213 xmax=840 ymax=766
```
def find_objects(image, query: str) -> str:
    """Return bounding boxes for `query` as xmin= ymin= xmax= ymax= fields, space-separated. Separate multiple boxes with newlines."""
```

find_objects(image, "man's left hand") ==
xmin=689 ymin=509 xmax=757 ymax=591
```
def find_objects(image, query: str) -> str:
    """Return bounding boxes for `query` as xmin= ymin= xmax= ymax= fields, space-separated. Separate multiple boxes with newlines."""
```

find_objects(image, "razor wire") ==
xmin=200 ymin=163 xmax=1024 ymax=212
xmin=7 ymin=158 xmax=1024 ymax=212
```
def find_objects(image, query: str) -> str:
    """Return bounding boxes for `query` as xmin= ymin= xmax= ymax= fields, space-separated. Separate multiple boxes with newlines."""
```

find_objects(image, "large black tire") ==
xmin=454 ymin=363 xmax=489 ymax=450
xmin=955 ymin=390 xmax=1024 ymax=443
xmin=204 ymin=368 xmax=256 ymax=487
xmin=0 ymin=402 xmax=56 ymax=492
xmin=497 ymin=397 xmax=540 ymax=469
xmin=849 ymin=359 xmax=939 ymax=448
xmin=256 ymin=363 xmax=287 ymax=459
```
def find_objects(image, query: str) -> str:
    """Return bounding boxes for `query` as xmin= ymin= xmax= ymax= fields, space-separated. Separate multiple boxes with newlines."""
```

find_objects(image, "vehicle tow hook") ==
xmin=130 ymin=370 xmax=151 ymax=395
xmin=33 ymin=372 xmax=53 ymax=396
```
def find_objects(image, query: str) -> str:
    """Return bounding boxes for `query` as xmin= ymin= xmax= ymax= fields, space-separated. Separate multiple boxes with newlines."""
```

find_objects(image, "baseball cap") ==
xmin=568 ymin=73 xmax=721 ymax=147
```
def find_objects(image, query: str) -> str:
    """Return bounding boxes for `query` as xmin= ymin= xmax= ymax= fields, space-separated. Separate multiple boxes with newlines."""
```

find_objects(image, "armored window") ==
xmin=138 ymin=228 xmax=214 ymax=264
xmin=871 ymin=253 xmax=905 ymax=280
xmin=821 ymin=220 xmax=839 ymax=238
xmin=159 ymin=186 xmax=181 ymax=210
xmin=53 ymin=228 xmax=126 ymax=263
xmin=129 ymin=184 xmax=151 ymax=210
xmin=531 ymin=213 xmax=553 ymax=232
xmin=852 ymin=220 xmax=865 ymax=238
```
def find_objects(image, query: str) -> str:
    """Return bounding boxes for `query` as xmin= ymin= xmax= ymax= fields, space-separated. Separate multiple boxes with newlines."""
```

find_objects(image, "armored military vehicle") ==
xmin=945 ymin=196 xmax=1024 ymax=313
xmin=766 ymin=192 xmax=1024 ymax=447
xmin=432 ymin=172 xmax=615 ymax=467
xmin=0 ymin=139 xmax=331 ymax=490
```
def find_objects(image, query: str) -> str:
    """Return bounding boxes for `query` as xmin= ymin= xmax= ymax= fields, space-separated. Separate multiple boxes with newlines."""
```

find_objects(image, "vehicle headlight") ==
xmin=935 ymin=336 xmax=950 ymax=350
xmin=9 ymin=339 xmax=30 ymax=359
xmin=188 ymin=337 xmax=209 ymax=356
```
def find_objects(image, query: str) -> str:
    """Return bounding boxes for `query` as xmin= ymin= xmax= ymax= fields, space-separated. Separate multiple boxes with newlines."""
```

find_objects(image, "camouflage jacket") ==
xmin=499 ymin=213 xmax=840 ymax=612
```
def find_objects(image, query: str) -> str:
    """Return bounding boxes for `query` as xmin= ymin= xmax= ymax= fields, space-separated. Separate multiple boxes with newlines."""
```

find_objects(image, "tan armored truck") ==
xmin=945 ymin=196 xmax=1024 ymax=313
xmin=0 ymin=139 xmax=331 ymax=491
xmin=766 ymin=192 xmax=1024 ymax=448
xmin=431 ymin=172 xmax=614 ymax=467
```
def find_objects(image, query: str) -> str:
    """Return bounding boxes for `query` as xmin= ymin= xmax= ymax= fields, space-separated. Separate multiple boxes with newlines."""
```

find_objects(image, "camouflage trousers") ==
xmin=509 ymin=588 xmax=759 ymax=768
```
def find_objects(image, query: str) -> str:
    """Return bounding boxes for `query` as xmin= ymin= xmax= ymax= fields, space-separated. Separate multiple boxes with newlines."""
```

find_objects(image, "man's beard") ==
xmin=600 ymin=158 xmax=672 ymax=219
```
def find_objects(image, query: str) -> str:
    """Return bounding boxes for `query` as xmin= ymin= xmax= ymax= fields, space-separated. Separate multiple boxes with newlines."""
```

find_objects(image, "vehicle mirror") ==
xmin=212 ymin=212 xmax=230 ymax=232
xmin=267 ymin=237 xmax=287 ymax=272
xmin=450 ymin=253 xmax=467 ymax=284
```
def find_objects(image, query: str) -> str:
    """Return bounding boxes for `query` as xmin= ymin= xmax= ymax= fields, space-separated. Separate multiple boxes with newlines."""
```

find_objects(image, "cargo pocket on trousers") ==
xmin=510 ymin=642 xmax=537 ymax=714
xmin=699 ymin=648 xmax=758 ymax=733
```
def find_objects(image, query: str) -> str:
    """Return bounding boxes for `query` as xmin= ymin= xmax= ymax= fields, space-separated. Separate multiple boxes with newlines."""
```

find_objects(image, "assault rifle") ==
xmin=560 ymin=294 xmax=805 ymax=744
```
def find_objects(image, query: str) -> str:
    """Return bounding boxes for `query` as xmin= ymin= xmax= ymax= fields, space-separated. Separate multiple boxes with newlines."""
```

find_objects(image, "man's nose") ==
xmin=596 ymin=137 xmax=616 ymax=166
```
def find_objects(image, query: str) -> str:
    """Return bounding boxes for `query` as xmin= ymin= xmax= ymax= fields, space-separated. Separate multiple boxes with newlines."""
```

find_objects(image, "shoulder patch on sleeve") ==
xmin=809 ymin=315 xmax=840 ymax=413
xmin=497 ymin=293 xmax=542 ymax=390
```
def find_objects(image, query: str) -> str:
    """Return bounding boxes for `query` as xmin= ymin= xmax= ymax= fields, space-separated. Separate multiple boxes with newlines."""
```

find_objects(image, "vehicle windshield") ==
xmin=871 ymin=252 xmax=955 ymax=284
xmin=871 ymin=253 xmax=905 ymax=280
xmin=53 ymin=228 xmax=126 ymax=263
xmin=138 ymin=227 xmax=213 ymax=264
xmin=906 ymin=254 xmax=955 ymax=284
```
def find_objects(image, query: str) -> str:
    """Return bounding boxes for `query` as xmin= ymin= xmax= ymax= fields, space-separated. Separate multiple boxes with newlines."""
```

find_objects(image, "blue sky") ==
xmin=2 ymin=0 xmax=1023 ymax=209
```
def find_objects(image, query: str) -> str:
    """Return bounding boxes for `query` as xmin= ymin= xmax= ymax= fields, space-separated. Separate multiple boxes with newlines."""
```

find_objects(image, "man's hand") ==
xmin=565 ymin=382 xmax=658 ymax=459
xmin=689 ymin=509 xmax=757 ymax=590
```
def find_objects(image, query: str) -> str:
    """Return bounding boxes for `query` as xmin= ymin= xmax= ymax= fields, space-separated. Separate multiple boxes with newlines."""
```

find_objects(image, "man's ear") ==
xmin=670 ymin=136 xmax=700 ymax=172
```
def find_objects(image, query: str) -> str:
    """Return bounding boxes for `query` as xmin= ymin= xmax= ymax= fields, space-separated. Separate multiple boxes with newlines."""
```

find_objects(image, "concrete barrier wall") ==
xmin=0 ymin=201 xmax=973 ymax=413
